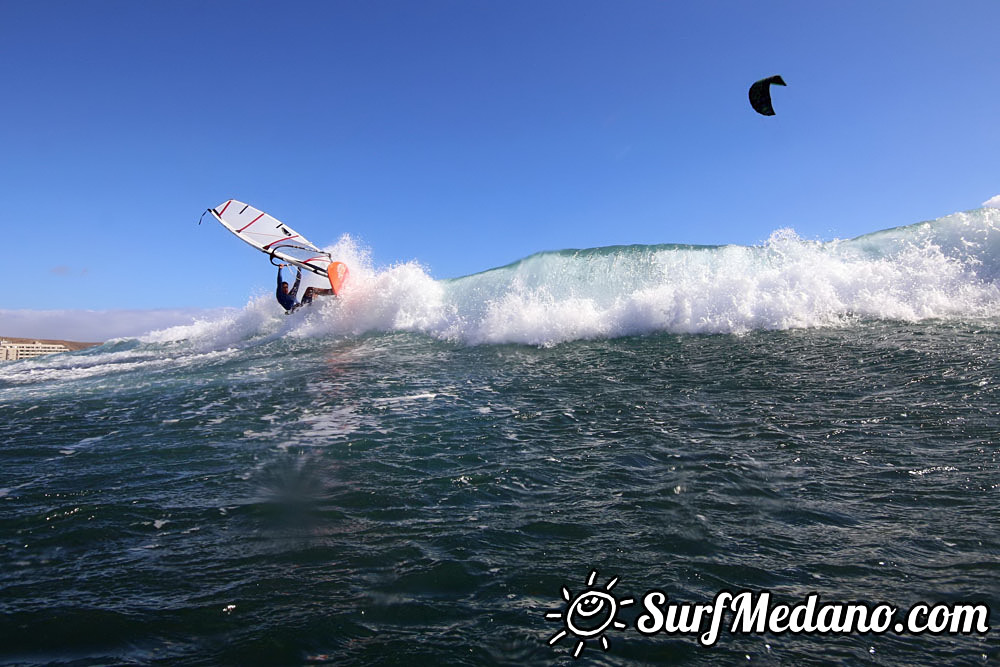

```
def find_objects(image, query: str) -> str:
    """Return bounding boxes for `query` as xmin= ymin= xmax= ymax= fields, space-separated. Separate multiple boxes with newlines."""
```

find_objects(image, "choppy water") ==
xmin=2 ymin=208 xmax=999 ymax=665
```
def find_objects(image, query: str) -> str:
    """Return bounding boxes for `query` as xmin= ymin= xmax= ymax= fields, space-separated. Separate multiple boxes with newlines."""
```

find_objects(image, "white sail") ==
xmin=209 ymin=199 xmax=332 ymax=277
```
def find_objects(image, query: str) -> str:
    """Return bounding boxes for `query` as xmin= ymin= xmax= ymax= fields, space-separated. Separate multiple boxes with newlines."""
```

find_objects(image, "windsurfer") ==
xmin=276 ymin=265 xmax=301 ymax=311
xmin=277 ymin=264 xmax=336 ymax=311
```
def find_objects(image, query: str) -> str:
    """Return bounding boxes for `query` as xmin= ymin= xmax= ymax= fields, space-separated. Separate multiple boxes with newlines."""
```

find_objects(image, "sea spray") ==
xmin=18 ymin=206 xmax=1000 ymax=356
xmin=294 ymin=206 xmax=1000 ymax=345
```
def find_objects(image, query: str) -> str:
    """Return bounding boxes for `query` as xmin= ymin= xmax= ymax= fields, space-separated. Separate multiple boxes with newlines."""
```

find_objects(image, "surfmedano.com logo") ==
xmin=544 ymin=571 xmax=991 ymax=659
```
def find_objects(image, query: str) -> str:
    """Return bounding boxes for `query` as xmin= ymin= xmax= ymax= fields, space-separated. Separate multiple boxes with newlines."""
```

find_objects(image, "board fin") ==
xmin=327 ymin=261 xmax=349 ymax=295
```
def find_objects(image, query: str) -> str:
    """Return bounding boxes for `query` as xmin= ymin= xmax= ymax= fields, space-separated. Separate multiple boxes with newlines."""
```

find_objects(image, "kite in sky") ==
xmin=749 ymin=75 xmax=786 ymax=116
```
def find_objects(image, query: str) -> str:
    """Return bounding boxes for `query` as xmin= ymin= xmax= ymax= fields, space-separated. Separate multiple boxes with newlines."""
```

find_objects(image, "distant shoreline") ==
xmin=1 ymin=336 xmax=102 ymax=351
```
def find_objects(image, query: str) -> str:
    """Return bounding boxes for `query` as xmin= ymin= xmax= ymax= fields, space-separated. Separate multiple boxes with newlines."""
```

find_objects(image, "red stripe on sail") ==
xmin=264 ymin=235 xmax=299 ymax=249
xmin=237 ymin=213 xmax=265 ymax=233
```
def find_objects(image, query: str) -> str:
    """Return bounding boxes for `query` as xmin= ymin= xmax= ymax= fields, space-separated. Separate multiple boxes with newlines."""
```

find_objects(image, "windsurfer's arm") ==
xmin=290 ymin=269 xmax=301 ymax=298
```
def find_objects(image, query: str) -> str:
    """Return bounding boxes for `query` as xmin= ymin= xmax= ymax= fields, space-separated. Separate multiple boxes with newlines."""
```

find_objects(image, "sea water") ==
xmin=1 ymin=208 xmax=998 ymax=665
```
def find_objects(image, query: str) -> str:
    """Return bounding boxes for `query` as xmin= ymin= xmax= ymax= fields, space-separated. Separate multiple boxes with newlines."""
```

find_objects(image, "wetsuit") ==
xmin=276 ymin=267 xmax=301 ymax=311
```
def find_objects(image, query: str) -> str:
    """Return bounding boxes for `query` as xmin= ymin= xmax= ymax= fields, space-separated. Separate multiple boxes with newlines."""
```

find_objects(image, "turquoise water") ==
xmin=2 ymin=208 xmax=999 ymax=665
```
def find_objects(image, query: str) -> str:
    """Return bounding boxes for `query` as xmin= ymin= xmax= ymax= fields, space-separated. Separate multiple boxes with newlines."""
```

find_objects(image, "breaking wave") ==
xmin=3 ymin=206 xmax=1000 ymax=391
xmin=148 ymin=206 xmax=1000 ymax=347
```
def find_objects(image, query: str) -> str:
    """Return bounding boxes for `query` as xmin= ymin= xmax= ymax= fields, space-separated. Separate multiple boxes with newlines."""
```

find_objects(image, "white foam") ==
xmin=0 ymin=346 xmax=237 ymax=386
xmin=197 ymin=208 xmax=1000 ymax=345
xmin=16 ymin=208 xmax=998 ymax=359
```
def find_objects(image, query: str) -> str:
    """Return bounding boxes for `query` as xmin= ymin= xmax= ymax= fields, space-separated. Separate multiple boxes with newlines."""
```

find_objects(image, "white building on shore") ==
xmin=0 ymin=339 xmax=69 ymax=361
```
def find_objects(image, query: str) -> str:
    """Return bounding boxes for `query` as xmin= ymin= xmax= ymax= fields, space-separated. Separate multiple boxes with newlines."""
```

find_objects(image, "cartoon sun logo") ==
xmin=545 ymin=570 xmax=634 ymax=658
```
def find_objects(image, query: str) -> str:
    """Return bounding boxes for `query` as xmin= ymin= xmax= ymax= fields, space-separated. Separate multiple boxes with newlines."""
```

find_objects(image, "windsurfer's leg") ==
xmin=302 ymin=287 xmax=334 ymax=304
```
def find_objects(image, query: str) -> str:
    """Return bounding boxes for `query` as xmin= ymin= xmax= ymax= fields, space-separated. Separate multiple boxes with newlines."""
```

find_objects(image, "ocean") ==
xmin=1 ymin=207 xmax=998 ymax=665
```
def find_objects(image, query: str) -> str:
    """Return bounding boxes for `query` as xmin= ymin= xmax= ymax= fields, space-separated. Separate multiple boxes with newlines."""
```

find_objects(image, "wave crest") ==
xmin=156 ymin=207 xmax=1000 ymax=346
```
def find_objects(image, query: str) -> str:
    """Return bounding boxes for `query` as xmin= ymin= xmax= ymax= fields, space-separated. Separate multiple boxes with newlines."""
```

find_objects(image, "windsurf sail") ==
xmin=208 ymin=199 xmax=350 ymax=295
xmin=209 ymin=199 xmax=330 ymax=276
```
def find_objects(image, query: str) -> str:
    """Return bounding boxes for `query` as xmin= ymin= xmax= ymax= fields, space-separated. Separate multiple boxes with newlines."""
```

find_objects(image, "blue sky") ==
xmin=2 ymin=0 xmax=999 ymax=319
